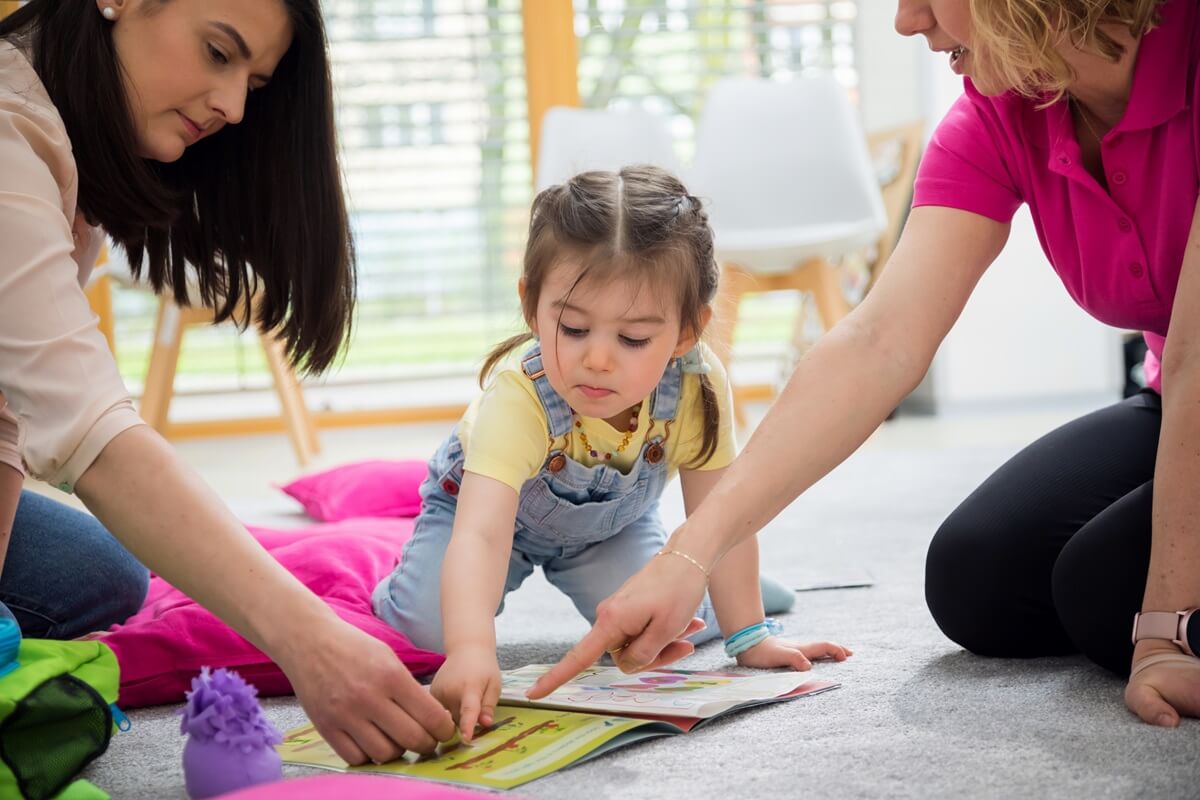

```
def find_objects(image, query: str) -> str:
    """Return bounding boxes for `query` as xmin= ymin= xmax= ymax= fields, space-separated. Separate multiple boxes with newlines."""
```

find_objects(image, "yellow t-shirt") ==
xmin=460 ymin=343 xmax=738 ymax=493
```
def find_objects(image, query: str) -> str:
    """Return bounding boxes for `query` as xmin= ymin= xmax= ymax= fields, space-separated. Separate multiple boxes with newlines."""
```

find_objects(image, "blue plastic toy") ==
xmin=0 ymin=602 xmax=21 ymax=677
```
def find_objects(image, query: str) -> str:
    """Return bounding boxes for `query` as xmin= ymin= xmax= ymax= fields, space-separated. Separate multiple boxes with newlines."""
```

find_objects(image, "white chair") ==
xmin=535 ymin=105 xmax=682 ymax=190
xmin=691 ymin=76 xmax=887 ymax=422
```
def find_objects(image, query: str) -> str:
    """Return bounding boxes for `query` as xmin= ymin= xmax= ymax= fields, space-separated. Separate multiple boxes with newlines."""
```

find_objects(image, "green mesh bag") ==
xmin=0 ymin=640 xmax=119 ymax=800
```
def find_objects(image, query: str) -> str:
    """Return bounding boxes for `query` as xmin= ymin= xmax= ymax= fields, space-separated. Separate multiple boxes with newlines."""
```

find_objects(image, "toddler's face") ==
xmin=529 ymin=263 xmax=695 ymax=426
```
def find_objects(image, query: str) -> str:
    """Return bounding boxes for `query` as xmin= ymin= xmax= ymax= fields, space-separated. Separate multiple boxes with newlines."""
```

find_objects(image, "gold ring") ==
xmin=606 ymin=643 xmax=628 ymax=655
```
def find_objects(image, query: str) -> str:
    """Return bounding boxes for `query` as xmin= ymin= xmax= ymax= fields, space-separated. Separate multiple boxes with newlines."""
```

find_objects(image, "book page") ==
xmin=277 ymin=706 xmax=680 ymax=791
xmin=499 ymin=665 xmax=827 ymax=719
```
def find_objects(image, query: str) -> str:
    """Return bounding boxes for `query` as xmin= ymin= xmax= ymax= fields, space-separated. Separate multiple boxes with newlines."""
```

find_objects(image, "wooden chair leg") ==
xmin=710 ymin=263 xmax=751 ymax=428
xmin=139 ymin=298 xmax=186 ymax=432
xmin=801 ymin=257 xmax=851 ymax=331
xmin=787 ymin=291 xmax=813 ymax=369
xmin=84 ymin=274 xmax=116 ymax=356
xmin=261 ymin=334 xmax=319 ymax=466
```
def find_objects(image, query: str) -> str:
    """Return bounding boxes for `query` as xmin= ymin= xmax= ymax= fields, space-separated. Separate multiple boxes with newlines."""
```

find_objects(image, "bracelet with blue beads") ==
xmin=723 ymin=618 xmax=783 ymax=658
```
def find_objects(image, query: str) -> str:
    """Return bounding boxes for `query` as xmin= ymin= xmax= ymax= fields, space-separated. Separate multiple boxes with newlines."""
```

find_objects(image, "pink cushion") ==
xmin=279 ymin=459 xmax=428 ymax=522
xmin=102 ymin=518 xmax=444 ymax=708
xmin=220 ymin=775 xmax=507 ymax=799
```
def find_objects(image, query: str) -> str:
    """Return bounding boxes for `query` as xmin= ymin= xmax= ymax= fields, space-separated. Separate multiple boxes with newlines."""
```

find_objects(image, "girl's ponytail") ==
xmin=478 ymin=332 xmax=535 ymax=387
xmin=688 ymin=371 xmax=721 ymax=469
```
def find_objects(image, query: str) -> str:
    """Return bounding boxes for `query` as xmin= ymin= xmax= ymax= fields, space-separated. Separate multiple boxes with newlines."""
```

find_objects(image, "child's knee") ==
xmin=371 ymin=570 xmax=446 ymax=652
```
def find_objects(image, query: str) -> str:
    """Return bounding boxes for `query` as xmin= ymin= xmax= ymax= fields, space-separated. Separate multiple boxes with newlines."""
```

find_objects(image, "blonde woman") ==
xmin=530 ymin=0 xmax=1200 ymax=729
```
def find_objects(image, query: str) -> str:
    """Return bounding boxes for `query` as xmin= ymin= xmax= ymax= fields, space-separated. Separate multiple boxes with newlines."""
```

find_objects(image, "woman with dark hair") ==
xmin=0 ymin=0 xmax=454 ymax=764
xmin=530 ymin=0 xmax=1200 ymax=729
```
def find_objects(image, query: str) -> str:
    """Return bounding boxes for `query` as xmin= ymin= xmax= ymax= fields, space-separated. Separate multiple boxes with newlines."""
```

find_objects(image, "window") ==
xmin=107 ymin=1 xmax=857 ymax=409
xmin=574 ymin=0 xmax=861 ymax=380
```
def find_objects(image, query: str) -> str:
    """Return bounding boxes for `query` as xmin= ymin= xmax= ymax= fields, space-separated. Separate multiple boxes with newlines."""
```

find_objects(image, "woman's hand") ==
xmin=71 ymin=428 xmax=455 ymax=765
xmin=1125 ymin=642 xmax=1200 ymax=727
xmin=276 ymin=617 xmax=456 ymax=765
xmin=527 ymin=552 xmax=710 ymax=699
xmin=431 ymin=645 xmax=503 ymax=742
xmin=735 ymin=637 xmax=853 ymax=671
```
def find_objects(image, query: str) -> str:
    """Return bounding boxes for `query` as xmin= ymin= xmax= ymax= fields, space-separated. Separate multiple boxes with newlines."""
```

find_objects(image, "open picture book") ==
xmin=277 ymin=665 xmax=839 ymax=791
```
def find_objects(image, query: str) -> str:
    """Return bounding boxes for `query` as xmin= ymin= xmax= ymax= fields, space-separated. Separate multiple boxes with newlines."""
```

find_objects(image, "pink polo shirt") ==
xmin=913 ymin=0 xmax=1199 ymax=394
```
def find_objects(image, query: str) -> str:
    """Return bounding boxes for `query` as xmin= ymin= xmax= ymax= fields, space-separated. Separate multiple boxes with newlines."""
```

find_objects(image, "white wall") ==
xmin=854 ymin=0 xmax=925 ymax=133
xmin=855 ymin=1 xmax=1124 ymax=409
xmin=918 ymin=48 xmax=1123 ymax=407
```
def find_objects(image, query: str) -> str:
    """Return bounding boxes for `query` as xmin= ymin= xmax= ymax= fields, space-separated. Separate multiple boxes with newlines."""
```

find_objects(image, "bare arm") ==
xmin=680 ymin=466 xmax=764 ymax=637
xmin=0 ymin=464 xmax=18 ymax=581
xmin=74 ymin=425 xmax=455 ymax=764
xmin=434 ymin=470 xmax=519 ymax=739
xmin=1126 ymin=194 xmax=1200 ymax=726
xmin=74 ymin=426 xmax=335 ymax=656
xmin=682 ymin=453 xmax=853 ymax=672
xmin=530 ymin=206 xmax=1011 ymax=693
xmin=1145 ymin=195 xmax=1200 ymax=614
xmin=670 ymin=206 xmax=1011 ymax=569
xmin=441 ymin=471 xmax=520 ymax=655
xmin=0 ymin=404 xmax=19 ymax=581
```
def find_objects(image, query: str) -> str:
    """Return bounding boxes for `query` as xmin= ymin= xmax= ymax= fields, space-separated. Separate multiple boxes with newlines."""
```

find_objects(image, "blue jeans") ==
xmin=1 ymin=490 xmax=148 ymax=638
xmin=373 ymin=489 xmax=720 ymax=653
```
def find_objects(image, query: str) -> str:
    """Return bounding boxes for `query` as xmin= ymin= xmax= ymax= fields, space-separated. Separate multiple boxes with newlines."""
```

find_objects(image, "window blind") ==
xmin=107 ymin=0 xmax=857 ymax=401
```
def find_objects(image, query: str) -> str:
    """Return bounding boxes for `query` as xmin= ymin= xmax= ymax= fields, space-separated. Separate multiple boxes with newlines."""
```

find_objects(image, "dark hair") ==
xmin=0 ymin=0 xmax=354 ymax=373
xmin=481 ymin=165 xmax=722 ymax=467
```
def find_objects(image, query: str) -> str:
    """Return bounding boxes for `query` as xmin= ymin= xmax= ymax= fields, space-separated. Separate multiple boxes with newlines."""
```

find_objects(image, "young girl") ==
xmin=373 ymin=165 xmax=852 ymax=739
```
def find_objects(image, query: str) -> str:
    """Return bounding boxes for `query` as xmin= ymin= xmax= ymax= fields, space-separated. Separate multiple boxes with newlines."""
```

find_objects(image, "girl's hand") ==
xmin=735 ymin=637 xmax=853 ymax=671
xmin=1125 ymin=643 xmax=1200 ymax=727
xmin=431 ymin=646 xmax=503 ymax=742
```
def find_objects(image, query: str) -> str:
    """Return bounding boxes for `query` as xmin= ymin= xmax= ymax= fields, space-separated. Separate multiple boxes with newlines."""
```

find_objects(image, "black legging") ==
xmin=925 ymin=391 xmax=1163 ymax=677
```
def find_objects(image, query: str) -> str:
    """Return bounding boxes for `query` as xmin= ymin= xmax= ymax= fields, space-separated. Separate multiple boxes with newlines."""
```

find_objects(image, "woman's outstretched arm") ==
xmin=75 ymin=426 xmax=457 ymax=764
xmin=529 ymin=205 xmax=1010 ymax=695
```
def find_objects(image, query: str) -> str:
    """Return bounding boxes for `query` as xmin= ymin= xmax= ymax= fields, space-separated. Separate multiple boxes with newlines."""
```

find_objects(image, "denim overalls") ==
xmin=372 ymin=344 xmax=720 ymax=653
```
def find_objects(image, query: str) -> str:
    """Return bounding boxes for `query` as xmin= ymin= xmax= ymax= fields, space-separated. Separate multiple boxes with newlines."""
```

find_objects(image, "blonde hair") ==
xmin=480 ymin=165 xmax=723 ymax=467
xmin=969 ymin=0 xmax=1163 ymax=103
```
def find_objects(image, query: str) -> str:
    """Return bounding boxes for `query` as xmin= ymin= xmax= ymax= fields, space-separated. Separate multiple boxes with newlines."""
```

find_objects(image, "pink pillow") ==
xmin=221 ymin=775 xmax=508 ymax=799
xmin=103 ymin=517 xmax=444 ymax=708
xmin=279 ymin=459 xmax=428 ymax=521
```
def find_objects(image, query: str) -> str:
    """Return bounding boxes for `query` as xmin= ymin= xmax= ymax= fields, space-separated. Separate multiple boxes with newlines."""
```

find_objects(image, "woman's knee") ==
xmin=101 ymin=547 xmax=150 ymax=623
xmin=61 ymin=532 xmax=149 ymax=638
xmin=1051 ymin=532 xmax=1146 ymax=677
xmin=924 ymin=511 xmax=1050 ymax=657
xmin=925 ymin=516 xmax=993 ymax=652
xmin=5 ymin=493 xmax=148 ymax=638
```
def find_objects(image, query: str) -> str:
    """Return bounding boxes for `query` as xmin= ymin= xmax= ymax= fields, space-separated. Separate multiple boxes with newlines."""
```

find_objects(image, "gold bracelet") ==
xmin=656 ymin=548 xmax=711 ymax=579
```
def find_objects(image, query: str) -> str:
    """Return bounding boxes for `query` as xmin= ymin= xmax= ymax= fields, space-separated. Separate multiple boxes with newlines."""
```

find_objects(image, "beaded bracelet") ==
xmin=723 ymin=618 xmax=783 ymax=658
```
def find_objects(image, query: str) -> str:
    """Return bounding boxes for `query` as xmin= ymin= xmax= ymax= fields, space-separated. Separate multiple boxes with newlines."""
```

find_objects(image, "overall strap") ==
xmin=520 ymin=345 xmax=574 ymax=439
xmin=638 ymin=357 xmax=688 ymax=465
xmin=647 ymin=357 xmax=684 ymax=422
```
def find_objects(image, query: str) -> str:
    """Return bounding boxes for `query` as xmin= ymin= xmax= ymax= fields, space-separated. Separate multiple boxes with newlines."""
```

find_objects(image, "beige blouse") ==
xmin=0 ymin=41 xmax=143 ymax=493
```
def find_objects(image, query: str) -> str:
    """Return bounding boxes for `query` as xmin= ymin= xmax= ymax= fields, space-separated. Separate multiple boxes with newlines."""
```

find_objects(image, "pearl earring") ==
xmin=101 ymin=6 xmax=116 ymax=20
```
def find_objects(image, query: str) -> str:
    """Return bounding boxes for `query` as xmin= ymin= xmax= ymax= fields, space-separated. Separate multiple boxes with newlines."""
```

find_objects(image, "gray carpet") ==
xmin=84 ymin=441 xmax=1199 ymax=799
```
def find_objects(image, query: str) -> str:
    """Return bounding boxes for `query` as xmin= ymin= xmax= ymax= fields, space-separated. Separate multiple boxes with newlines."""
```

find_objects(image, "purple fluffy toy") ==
xmin=179 ymin=667 xmax=284 ymax=800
